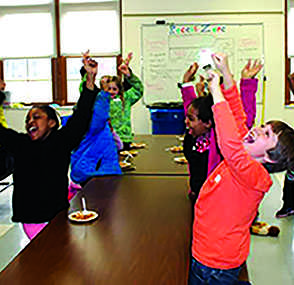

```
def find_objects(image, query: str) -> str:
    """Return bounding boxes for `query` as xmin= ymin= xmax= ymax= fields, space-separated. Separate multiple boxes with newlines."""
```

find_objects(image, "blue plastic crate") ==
xmin=149 ymin=108 xmax=185 ymax=135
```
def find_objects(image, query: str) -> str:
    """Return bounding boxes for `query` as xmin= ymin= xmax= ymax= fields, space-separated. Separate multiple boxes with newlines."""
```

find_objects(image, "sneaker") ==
xmin=275 ymin=207 xmax=294 ymax=218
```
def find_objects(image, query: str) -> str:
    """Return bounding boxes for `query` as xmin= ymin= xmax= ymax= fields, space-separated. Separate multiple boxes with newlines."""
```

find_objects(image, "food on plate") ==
xmin=68 ymin=210 xmax=98 ymax=222
xmin=174 ymin=156 xmax=188 ymax=164
xmin=168 ymin=145 xmax=183 ymax=153
xmin=119 ymin=161 xmax=131 ymax=168
xmin=130 ymin=142 xmax=146 ymax=149
xmin=119 ymin=150 xmax=138 ymax=157
xmin=176 ymin=135 xmax=184 ymax=142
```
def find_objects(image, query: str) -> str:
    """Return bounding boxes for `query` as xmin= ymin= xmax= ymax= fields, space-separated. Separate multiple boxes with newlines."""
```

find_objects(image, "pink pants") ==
xmin=22 ymin=222 xmax=48 ymax=240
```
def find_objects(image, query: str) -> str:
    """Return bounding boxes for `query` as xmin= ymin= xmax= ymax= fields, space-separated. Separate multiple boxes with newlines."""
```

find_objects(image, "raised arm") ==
xmin=208 ymin=69 xmax=263 ymax=188
xmin=180 ymin=62 xmax=198 ymax=115
xmin=61 ymin=55 xmax=98 ymax=149
xmin=212 ymin=53 xmax=248 ymax=138
xmin=240 ymin=59 xmax=263 ymax=129
xmin=120 ymin=53 xmax=144 ymax=105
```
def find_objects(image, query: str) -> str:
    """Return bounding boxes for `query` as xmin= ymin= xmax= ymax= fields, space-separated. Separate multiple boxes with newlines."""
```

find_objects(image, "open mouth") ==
xmin=28 ymin=126 xmax=38 ymax=137
xmin=243 ymin=131 xmax=256 ymax=143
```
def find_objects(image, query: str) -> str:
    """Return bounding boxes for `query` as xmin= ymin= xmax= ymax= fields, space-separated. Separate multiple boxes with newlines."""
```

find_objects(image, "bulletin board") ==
xmin=141 ymin=23 xmax=265 ymax=106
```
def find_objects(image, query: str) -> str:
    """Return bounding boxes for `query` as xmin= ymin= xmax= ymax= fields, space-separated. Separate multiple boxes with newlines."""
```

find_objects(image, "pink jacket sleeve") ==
xmin=240 ymin=78 xmax=258 ymax=129
xmin=180 ymin=83 xmax=197 ymax=116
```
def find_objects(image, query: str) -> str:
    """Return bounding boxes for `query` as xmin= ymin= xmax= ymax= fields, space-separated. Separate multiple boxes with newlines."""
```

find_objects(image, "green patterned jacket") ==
xmin=110 ymin=72 xmax=143 ymax=143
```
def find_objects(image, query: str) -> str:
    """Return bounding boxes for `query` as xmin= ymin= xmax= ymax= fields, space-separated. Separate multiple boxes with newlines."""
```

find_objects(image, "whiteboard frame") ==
xmin=141 ymin=22 xmax=265 ymax=109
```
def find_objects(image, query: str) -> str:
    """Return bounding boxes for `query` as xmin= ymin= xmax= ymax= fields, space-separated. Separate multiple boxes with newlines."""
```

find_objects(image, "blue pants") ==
xmin=189 ymin=257 xmax=241 ymax=285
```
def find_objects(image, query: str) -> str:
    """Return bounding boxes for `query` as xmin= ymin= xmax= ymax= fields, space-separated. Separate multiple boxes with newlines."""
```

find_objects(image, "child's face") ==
xmin=107 ymin=82 xmax=119 ymax=98
xmin=25 ymin=108 xmax=56 ymax=141
xmin=243 ymin=124 xmax=278 ymax=163
xmin=185 ymin=105 xmax=211 ymax=137
xmin=100 ymin=76 xmax=111 ymax=91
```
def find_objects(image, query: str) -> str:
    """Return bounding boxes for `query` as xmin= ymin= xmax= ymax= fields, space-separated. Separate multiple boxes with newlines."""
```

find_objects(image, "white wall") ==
xmin=4 ymin=109 xmax=27 ymax=132
xmin=123 ymin=0 xmax=282 ymax=14
xmin=122 ymin=0 xmax=294 ymax=134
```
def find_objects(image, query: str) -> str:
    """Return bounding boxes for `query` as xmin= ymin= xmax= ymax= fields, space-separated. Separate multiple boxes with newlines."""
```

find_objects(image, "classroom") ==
xmin=0 ymin=0 xmax=294 ymax=284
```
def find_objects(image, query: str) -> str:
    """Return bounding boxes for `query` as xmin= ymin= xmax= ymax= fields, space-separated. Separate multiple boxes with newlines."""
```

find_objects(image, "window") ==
xmin=0 ymin=13 xmax=53 ymax=57
xmin=61 ymin=10 xmax=120 ymax=55
xmin=4 ymin=58 xmax=52 ymax=103
xmin=67 ymin=57 xmax=117 ymax=102
xmin=60 ymin=0 xmax=120 ymax=103
xmin=0 ymin=0 xmax=121 ymax=105
xmin=0 ymin=0 xmax=51 ymax=5
xmin=288 ymin=8 xmax=294 ymax=56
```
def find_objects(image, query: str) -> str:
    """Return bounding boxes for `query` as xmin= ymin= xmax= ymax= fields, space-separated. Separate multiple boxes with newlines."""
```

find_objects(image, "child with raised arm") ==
xmin=188 ymin=53 xmax=294 ymax=284
xmin=109 ymin=53 xmax=144 ymax=150
xmin=0 ymin=56 xmax=99 ymax=240
xmin=70 ymin=53 xmax=122 ymax=186
xmin=180 ymin=59 xmax=263 ymax=202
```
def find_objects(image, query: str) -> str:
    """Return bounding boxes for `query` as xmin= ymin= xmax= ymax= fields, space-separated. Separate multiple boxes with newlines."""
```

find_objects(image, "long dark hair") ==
xmin=190 ymin=93 xmax=214 ymax=127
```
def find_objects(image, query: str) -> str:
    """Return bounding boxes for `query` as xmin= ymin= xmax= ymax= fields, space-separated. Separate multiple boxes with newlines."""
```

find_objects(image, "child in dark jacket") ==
xmin=0 ymin=56 xmax=98 ymax=240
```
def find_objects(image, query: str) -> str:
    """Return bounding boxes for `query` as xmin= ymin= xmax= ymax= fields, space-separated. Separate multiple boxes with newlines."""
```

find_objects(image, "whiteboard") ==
xmin=141 ymin=23 xmax=264 ymax=106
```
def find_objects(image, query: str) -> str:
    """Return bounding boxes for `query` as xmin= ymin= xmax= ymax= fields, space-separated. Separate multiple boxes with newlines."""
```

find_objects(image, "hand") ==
xmin=118 ymin=52 xmax=132 ymax=77
xmin=183 ymin=62 xmax=199 ymax=83
xmin=207 ymin=70 xmax=220 ymax=92
xmin=124 ymin=52 xmax=133 ymax=66
xmin=82 ymin=50 xmax=90 ymax=64
xmin=241 ymin=59 xmax=263 ymax=79
xmin=207 ymin=70 xmax=224 ymax=104
xmin=212 ymin=52 xmax=233 ymax=90
xmin=82 ymin=51 xmax=98 ymax=90
xmin=211 ymin=53 xmax=230 ymax=75
xmin=195 ymin=75 xmax=205 ymax=97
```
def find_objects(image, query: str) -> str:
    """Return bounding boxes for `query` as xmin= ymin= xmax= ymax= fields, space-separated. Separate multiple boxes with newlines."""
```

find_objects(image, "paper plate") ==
xmin=119 ymin=150 xmax=138 ymax=157
xmin=168 ymin=145 xmax=183 ymax=153
xmin=130 ymin=142 xmax=146 ymax=149
xmin=119 ymin=161 xmax=132 ymax=169
xmin=174 ymin=156 xmax=188 ymax=164
xmin=68 ymin=210 xmax=99 ymax=223
xmin=176 ymin=136 xmax=184 ymax=142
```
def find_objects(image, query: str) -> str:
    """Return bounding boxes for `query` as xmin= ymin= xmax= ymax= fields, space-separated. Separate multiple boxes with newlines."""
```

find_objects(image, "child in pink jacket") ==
xmin=180 ymin=60 xmax=262 ymax=202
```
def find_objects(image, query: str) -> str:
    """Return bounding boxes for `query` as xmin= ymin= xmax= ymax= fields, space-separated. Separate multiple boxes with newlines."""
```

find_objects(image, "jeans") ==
xmin=189 ymin=257 xmax=241 ymax=285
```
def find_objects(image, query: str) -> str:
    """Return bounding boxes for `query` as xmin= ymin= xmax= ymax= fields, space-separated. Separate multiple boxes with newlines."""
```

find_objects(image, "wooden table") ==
xmin=0 ymin=175 xmax=192 ymax=285
xmin=125 ymin=135 xmax=188 ymax=176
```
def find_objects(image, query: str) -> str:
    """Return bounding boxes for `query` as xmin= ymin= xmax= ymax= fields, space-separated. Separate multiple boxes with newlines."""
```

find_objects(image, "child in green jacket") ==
xmin=107 ymin=53 xmax=144 ymax=150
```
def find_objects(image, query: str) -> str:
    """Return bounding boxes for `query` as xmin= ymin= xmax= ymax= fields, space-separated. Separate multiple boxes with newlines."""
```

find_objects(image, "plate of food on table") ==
xmin=166 ymin=145 xmax=183 ymax=153
xmin=119 ymin=150 xmax=138 ymax=157
xmin=130 ymin=142 xmax=146 ymax=149
xmin=68 ymin=210 xmax=99 ymax=223
xmin=174 ymin=156 xmax=188 ymax=164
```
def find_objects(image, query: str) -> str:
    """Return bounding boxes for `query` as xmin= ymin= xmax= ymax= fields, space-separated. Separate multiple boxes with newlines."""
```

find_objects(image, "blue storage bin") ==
xmin=149 ymin=108 xmax=185 ymax=135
